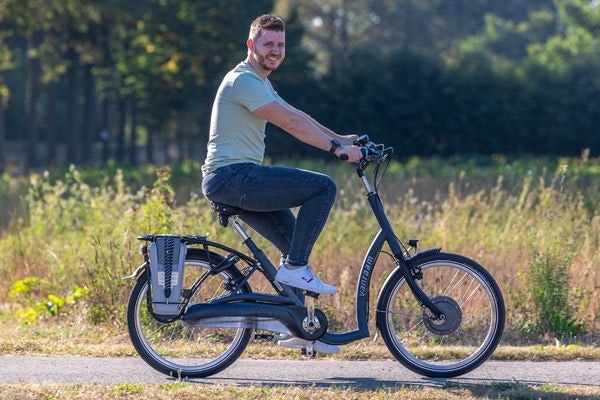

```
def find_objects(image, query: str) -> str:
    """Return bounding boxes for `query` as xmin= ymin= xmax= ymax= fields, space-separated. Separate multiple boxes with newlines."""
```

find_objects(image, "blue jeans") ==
xmin=201 ymin=163 xmax=337 ymax=265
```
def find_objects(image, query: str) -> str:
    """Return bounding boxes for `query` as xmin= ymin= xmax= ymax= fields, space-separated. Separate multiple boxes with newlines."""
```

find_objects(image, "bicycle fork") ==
xmin=359 ymin=174 xmax=445 ymax=320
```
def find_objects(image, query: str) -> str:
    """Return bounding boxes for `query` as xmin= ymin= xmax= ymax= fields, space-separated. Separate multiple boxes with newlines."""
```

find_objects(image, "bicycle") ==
xmin=124 ymin=136 xmax=505 ymax=379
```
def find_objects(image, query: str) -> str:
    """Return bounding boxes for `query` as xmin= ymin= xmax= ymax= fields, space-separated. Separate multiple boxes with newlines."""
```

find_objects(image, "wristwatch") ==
xmin=329 ymin=139 xmax=342 ymax=154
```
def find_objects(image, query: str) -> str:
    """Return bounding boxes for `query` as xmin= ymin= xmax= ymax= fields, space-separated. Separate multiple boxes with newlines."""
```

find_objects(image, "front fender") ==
xmin=375 ymin=248 xmax=441 ymax=330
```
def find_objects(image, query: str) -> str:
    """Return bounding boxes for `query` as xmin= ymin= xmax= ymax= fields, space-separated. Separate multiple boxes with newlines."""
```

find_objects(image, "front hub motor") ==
xmin=422 ymin=296 xmax=462 ymax=335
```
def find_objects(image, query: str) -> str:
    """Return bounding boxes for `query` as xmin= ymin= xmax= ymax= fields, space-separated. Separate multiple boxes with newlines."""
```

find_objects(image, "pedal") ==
xmin=254 ymin=333 xmax=276 ymax=341
xmin=301 ymin=346 xmax=316 ymax=358
xmin=305 ymin=290 xmax=320 ymax=299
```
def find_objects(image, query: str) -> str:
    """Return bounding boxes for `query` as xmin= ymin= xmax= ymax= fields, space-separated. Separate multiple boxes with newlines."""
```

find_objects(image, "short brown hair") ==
xmin=249 ymin=14 xmax=285 ymax=41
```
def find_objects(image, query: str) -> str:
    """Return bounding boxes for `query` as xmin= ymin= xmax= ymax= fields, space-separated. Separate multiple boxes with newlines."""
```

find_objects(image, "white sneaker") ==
xmin=275 ymin=264 xmax=337 ymax=294
xmin=277 ymin=336 xmax=340 ymax=354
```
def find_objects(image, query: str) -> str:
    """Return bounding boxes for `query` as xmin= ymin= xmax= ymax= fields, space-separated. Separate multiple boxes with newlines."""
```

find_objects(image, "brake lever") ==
xmin=349 ymin=136 xmax=387 ymax=168
xmin=340 ymin=134 xmax=370 ymax=161
xmin=353 ymin=134 xmax=370 ymax=146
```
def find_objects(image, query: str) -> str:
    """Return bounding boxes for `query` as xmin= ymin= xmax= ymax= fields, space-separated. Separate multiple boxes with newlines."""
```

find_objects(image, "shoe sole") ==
xmin=275 ymin=277 xmax=336 ymax=295
xmin=277 ymin=340 xmax=340 ymax=354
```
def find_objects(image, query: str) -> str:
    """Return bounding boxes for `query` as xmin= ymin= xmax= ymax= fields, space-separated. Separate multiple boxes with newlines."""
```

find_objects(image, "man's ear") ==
xmin=246 ymin=38 xmax=254 ymax=51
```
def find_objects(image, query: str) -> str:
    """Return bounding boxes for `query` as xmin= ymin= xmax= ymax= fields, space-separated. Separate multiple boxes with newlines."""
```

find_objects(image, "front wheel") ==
xmin=377 ymin=252 xmax=505 ymax=378
xmin=127 ymin=249 xmax=252 ymax=378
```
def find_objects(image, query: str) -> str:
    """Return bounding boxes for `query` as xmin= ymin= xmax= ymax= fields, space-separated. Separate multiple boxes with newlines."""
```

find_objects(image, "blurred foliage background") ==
xmin=1 ymin=0 xmax=599 ymax=344
xmin=0 ymin=0 xmax=599 ymax=174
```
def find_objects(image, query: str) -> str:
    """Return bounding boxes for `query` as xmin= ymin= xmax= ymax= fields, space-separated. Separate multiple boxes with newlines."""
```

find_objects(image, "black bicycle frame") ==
xmin=319 ymin=173 xmax=442 ymax=345
xmin=181 ymin=171 xmax=442 ymax=345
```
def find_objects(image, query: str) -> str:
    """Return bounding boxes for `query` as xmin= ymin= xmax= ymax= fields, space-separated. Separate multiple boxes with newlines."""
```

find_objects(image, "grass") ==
xmin=1 ymin=317 xmax=599 ymax=361
xmin=1 ymin=382 xmax=599 ymax=400
xmin=0 ymin=155 xmax=598 ymax=345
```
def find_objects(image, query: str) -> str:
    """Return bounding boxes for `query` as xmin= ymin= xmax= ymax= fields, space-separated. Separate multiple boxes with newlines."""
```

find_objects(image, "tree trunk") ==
xmin=163 ymin=129 xmax=170 ymax=164
xmin=66 ymin=45 xmax=79 ymax=165
xmin=339 ymin=0 xmax=349 ymax=55
xmin=99 ymin=16 xmax=112 ymax=163
xmin=25 ymin=32 xmax=42 ymax=172
xmin=0 ymin=94 xmax=6 ymax=174
xmin=176 ymin=119 xmax=184 ymax=164
xmin=81 ymin=63 xmax=96 ymax=164
xmin=100 ymin=97 xmax=111 ymax=163
xmin=146 ymin=121 xmax=155 ymax=164
xmin=116 ymin=95 xmax=126 ymax=163
xmin=128 ymin=98 xmax=137 ymax=166
xmin=193 ymin=91 xmax=213 ymax=161
xmin=46 ymin=81 xmax=58 ymax=166
xmin=187 ymin=126 xmax=196 ymax=160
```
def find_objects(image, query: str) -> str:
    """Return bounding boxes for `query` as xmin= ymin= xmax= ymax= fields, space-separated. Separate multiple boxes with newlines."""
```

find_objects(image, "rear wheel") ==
xmin=377 ymin=252 xmax=504 ymax=377
xmin=127 ymin=249 xmax=252 ymax=378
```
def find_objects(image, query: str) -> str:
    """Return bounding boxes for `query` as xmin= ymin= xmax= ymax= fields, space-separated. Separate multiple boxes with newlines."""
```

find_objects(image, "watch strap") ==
xmin=329 ymin=139 xmax=341 ymax=153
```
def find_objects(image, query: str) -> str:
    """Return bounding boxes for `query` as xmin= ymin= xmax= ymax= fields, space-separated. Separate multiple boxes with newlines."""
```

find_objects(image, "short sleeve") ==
xmin=233 ymin=73 xmax=278 ymax=112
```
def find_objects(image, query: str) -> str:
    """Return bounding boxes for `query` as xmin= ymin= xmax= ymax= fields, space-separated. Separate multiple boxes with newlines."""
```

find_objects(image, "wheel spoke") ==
xmin=386 ymin=308 xmax=420 ymax=319
xmin=458 ymin=283 xmax=483 ymax=308
xmin=128 ymin=255 xmax=251 ymax=378
xmin=403 ymin=318 xmax=425 ymax=336
xmin=456 ymin=276 xmax=476 ymax=304
xmin=442 ymin=269 xmax=461 ymax=296
xmin=379 ymin=256 xmax=504 ymax=377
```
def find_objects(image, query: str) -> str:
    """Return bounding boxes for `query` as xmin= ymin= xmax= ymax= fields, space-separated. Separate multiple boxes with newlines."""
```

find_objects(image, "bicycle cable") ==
xmin=373 ymin=147 xmax=393 ymax=192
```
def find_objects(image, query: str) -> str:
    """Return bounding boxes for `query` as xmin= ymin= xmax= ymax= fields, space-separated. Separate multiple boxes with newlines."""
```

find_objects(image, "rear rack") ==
xmin=137 ymin=234 xmax=208 ymax=245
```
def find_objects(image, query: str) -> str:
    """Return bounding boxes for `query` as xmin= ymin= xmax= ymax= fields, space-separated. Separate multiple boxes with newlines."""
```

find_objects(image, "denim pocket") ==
xmin=210 ymin=182 xmax=247 ymax=207
xmin=202 ymin=163 xmax=252 ymax=206
xmin=201 ymin=173 xmax=226 ymax=198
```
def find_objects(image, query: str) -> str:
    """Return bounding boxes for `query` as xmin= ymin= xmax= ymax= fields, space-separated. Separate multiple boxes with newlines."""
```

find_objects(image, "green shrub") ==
xmin=0 ymin=157 xmax=597 ymax=343
xmin=9 ymin=277 xmax=89 ymax=324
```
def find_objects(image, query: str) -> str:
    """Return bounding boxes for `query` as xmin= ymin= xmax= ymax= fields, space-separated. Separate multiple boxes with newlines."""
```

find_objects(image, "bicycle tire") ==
xmin=127 ymin=248 xmax=252 ymax=378
xmin=377 ymin=252 xmax=505 ymax=378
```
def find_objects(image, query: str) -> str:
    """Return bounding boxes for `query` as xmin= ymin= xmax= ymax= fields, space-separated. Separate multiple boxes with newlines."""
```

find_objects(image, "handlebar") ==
xmin=339 ymin=134 xmax=392 ymax=171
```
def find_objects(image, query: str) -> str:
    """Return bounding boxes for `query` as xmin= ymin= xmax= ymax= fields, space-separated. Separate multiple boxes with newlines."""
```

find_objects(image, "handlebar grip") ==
xmin=339 ymin=153 xmax=349 ymax=161
xmin=354 ymin=134 xmax=370 ymax=146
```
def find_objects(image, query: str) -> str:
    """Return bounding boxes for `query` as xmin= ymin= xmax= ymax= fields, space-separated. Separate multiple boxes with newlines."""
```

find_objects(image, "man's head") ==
xmin=249 ymin=14 xmax=285 ymax=42
xmin=246 ymin=14 xmax=286 ymax=75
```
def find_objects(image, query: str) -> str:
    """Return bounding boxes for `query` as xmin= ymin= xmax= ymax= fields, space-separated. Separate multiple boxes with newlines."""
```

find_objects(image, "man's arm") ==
xmin=279 ymin=100 xmax=357 ymax=145
xmin=253 ymin=100 xmax=362 ymax=163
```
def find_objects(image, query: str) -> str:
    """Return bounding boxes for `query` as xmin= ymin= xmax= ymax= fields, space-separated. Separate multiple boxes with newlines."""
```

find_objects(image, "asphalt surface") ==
xmin=0 ymin=356 xmax=598 ymax=388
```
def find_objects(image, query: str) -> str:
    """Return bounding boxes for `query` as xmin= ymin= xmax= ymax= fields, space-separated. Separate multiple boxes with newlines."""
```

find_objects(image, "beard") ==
xmin=253 ymin=49 xmax=283 ymax=71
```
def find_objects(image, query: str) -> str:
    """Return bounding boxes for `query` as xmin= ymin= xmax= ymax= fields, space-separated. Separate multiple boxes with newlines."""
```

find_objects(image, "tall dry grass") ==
xmin=0 ymin=155 xmax=597 ymax=344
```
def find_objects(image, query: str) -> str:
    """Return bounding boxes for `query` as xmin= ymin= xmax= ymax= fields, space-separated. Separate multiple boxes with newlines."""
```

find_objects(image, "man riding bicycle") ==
xmin=201 ymin=14 xmax=361 ymax=298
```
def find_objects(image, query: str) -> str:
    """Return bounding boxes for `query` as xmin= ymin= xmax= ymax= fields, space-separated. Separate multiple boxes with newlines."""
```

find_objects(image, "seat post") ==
xmin=229 ymin=216 xmax=250 ymax=241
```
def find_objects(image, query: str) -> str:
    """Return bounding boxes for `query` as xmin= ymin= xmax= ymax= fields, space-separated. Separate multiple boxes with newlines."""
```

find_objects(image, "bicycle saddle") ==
xmin=211 ymin=202 xmax=245 ymax=227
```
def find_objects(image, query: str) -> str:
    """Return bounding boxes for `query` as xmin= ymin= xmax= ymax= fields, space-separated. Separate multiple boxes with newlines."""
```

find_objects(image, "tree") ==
xmin=3 ymin=0 xmax=47 ymax=171
xmin=525 ymin=0 xmax=600 ymax=153
xmin=0 ymin=29 xmax=13 ymax=173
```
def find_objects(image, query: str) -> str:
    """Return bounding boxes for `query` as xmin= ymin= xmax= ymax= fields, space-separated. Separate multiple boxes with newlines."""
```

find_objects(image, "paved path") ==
xmin=0 ymin=357 xmax=599 ymax=388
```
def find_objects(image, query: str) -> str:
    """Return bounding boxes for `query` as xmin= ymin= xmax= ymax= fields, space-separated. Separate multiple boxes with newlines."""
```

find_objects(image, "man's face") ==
xmin=250 ymin=29 xmax=285 ymax=72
